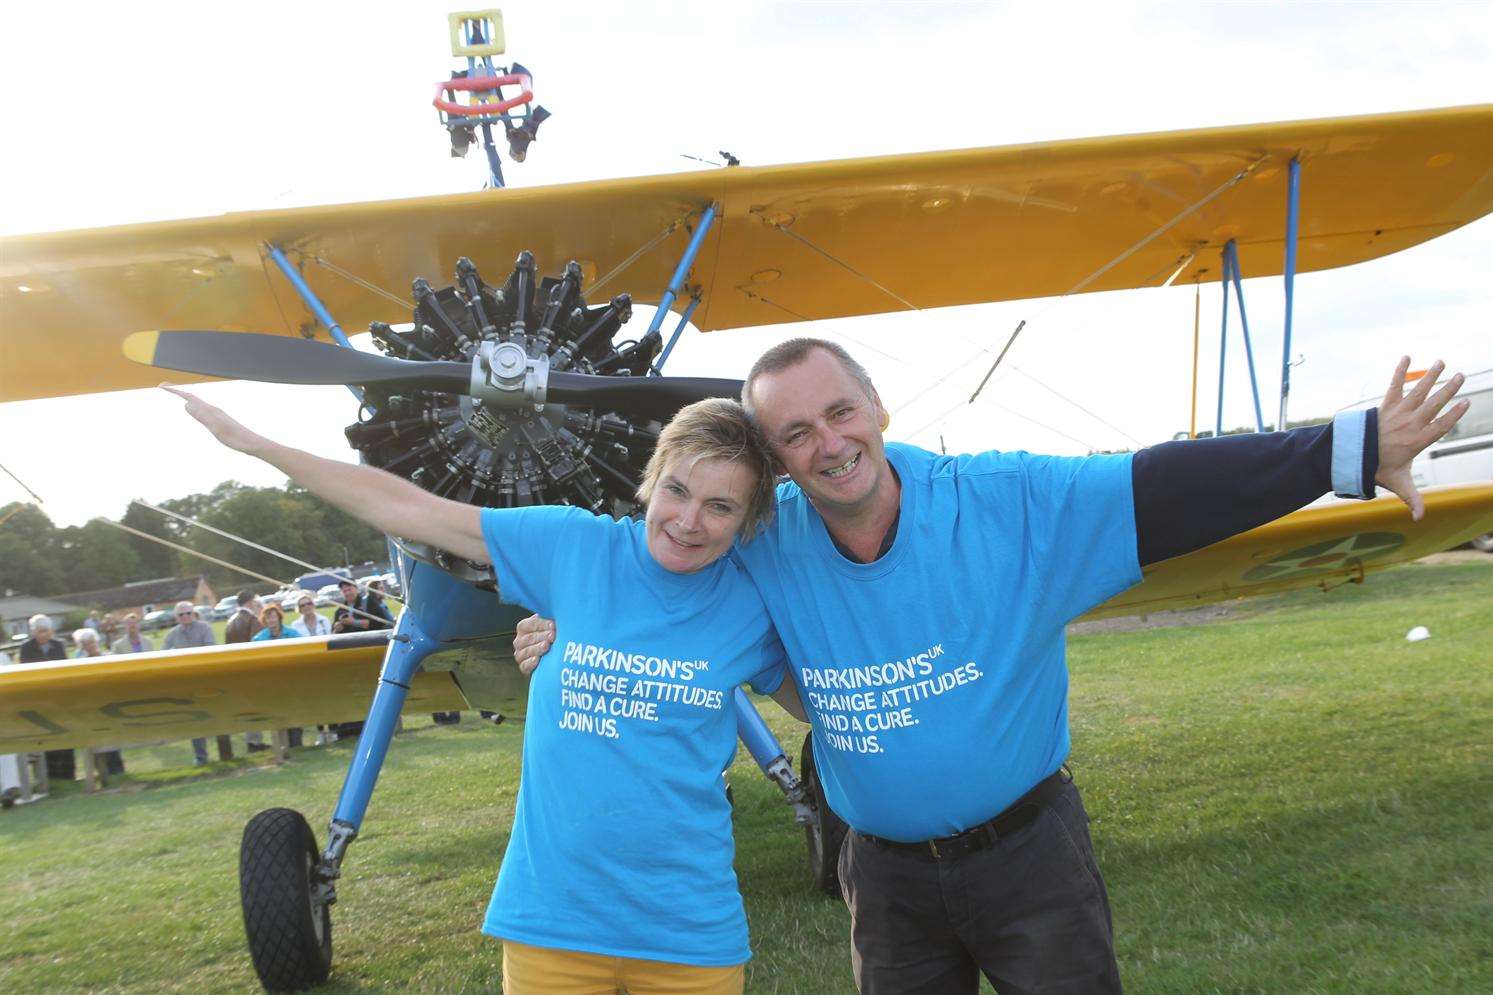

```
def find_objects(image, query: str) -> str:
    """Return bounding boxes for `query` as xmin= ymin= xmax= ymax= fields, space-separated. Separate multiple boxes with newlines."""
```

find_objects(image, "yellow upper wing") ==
xmin=3 ymin=105 xmax=1491 ymax=402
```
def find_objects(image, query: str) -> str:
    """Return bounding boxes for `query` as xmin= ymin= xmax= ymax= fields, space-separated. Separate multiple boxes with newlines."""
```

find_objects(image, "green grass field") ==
xmin=3 ymin=561 xmax=1489 ymax=994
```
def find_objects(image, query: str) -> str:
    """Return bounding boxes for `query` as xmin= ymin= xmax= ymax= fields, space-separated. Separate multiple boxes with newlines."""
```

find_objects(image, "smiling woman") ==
xmin=164 ymin=385 xmax=795 ymax=993
xmin=637 ymin=398 xmax=779 ymax=574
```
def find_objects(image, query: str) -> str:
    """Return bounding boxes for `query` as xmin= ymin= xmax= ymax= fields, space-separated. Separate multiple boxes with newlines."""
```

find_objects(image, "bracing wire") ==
xmin=130 ymin=499 xmax=396 ymax=626
xmin=753 ymin=214 xmax=1145 ymax=444
xmin=585 ymin=211 xmax=694 ymax=297
xmin=756 ymin=211 xmax=921 ymax=313
xmin=898 ymin=153 xmax=1270 ymax=443
xmin=0 ymin=461 xmax=45 ymax=504
xmin=0 ymin=460 xmax=395 ymax=627
xmin=135 ymin=499 xmax=330 ymax=579
xmin=305 ymin=253 xmax=415 ymax=311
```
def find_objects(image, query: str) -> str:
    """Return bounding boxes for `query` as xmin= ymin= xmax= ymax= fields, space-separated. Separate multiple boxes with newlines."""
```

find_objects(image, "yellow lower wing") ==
xmin=0 ymin=633 xmax=466 ymax=752
xmin=1085 ymin=483 xmax=1493 ymax=620
xmin=3 ymin=488 xmax=1488 ymax=751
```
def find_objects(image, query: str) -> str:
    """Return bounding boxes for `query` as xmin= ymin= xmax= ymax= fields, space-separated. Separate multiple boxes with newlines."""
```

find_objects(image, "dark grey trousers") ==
xmin=838 ymin=780 xmax=1122 ymax=995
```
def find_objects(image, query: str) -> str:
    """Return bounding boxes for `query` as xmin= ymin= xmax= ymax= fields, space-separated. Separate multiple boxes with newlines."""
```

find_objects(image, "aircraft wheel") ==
xmin=240 ymin=808 xmax=333 ymax=991
xmin=800 ymin=732 xmax=848 ymax=898
xmin=1471 ymin=532 xmax=1493 ymax=553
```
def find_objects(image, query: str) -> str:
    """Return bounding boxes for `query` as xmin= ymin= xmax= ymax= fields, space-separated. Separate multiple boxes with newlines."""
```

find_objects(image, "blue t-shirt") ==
xmin=479 ymin=505 xmax=785 ymax=967
xmin=736 ymin=443 xmax=1140 ymax=842
xmin=250 ymin=627 xmax=293 ymax=641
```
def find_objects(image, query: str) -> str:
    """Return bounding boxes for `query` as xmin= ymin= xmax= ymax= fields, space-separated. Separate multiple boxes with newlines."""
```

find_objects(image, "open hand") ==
xmin=161 ymin=384 xmax=270 ymax=456
xmin=513 ymin=615 xmax=556 ymax=675
xmin=1375 ymin=358 xmax=1468 ymax=520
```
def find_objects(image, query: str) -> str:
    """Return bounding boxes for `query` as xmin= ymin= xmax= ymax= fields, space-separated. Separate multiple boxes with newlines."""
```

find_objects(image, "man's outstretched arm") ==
xmin=163 ymin=386 xmax=489 ymax=565
xmin=1134 ymin=358 xmax=1468 ymax=566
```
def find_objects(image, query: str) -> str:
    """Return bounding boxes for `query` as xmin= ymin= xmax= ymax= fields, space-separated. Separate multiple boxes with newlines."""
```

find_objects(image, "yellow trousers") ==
xmin=501 ymin=940 xmax=745 ymax=995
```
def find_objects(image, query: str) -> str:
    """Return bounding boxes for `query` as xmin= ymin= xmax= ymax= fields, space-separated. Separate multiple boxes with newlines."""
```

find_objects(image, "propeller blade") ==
xmin=123 ymin=331 xmax=471 ymax=393
xmin=123 ymin=331 xmax=742 ymax=421
xmin=548 ymin=372 xmax=744 ymax=421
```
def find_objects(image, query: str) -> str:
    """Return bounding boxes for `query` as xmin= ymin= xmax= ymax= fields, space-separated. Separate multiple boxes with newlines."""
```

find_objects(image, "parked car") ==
xmin=294 ymin=568 xmax=352 ymax=593
xmin=1341 ymin=366 xmax=1493 ymax=552
xmin=315 ymin=583 xmax=345 ymax=607
xmin=212 ymin=595 xmax=240 ymax=619
xmin=1412 ymin=368 xmax=1493 ymax=551
xmin=142 ymin=609 xmax=175 ymax=631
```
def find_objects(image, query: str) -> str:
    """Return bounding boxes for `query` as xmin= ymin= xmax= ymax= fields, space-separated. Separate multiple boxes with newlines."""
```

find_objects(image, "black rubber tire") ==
xmin=240 ymin=808 xmax=333 ymax=991
xmin=800 ymin=732 xmax=849 ymax=898
xmin=1471 ymin=532 xmax=1493 ymax=553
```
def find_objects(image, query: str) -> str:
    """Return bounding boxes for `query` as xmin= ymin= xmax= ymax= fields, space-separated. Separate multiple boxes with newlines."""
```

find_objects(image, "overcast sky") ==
xmin=2 ymin=0 xmax=1490 ymax=527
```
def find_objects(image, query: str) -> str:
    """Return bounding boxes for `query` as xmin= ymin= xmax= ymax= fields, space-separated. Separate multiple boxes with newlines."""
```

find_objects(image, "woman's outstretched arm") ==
xmin=164 ymin=386 xmax=489 ymax=565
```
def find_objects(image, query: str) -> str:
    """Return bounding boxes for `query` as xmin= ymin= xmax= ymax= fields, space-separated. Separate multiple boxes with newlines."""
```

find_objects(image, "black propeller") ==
xmin=125 ymin=330 xmax=744 ymax=421
xmin=125 ymin=331 xmax=471 ymax=393
xmin=548 ymin=371 xmax=743 ymax=421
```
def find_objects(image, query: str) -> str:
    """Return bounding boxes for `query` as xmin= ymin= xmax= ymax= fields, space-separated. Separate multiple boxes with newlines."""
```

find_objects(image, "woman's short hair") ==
xmin=73 ymin=628 xmax=99 ymax=647
xmin=635 ymin=398 xmax=777 ymax=541
xmin=259 ymin=604 xmax=283 ymax=625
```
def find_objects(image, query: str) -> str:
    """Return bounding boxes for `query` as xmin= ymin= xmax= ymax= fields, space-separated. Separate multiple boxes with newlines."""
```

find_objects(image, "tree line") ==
xmin=1 ymin=481 xmax=390 ymax=598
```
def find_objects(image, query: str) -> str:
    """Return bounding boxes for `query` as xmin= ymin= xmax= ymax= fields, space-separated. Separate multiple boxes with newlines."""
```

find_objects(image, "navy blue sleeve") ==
xmin=1132 ymin=410 xmax=1378 ymax=566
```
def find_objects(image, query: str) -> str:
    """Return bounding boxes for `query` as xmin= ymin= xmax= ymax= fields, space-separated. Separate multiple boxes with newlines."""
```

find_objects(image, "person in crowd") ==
xmin=251 ymin=603 xmax=293 ymax=640
xmin=223 ymin=592 xmax=268 ymax=750
xmin=18 ymin=614 xmax=74 ymax=780
xmin=162 ymin=600 xmax=219 ymax=765
xmin=110 ymin=612 xmax=155 ymax=655
xmin=0 ymin=647 xmax=20 ymax=804
xmin=72 ymin=628 xmax=125 ymax=776
xmin=289 ymin=593 xmax=332 ymax=636
xmin=97 ymin=613 xmax=120 ymax=649
xmin=325 ymin=599 xmax=372 ymax=738
xmin=19 ymin=614 xmax=68 ymax=664
xmin=224 ymin=591 xmax=264 ymax=642
xmin=330 ymin=606 xmax=355 ymax=633
xmin=167 ymin=384 xmax=789 ymax=994
xmin=72 ymin=628 xmax=106 ymax=658
xmin=335 ymin=578 xmax=394 ymax=631
xmin=249 ymin=603 xmax=305 ymax=747
xmin=83 ymin=611 xmax=100 ymax=632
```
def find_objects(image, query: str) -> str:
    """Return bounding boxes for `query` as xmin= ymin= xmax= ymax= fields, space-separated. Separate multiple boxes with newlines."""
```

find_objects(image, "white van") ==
xmin=1411 ymin=368 xmax=1493 ymax=551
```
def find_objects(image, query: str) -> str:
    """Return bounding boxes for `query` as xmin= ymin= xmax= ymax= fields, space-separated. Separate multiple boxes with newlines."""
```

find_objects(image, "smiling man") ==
xmin=517 ymin=337 xmax=1467 ymax=995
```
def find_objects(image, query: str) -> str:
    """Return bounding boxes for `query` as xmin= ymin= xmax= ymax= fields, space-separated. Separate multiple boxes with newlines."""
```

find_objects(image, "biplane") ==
xmin=3 ymin=10 xmax=1493 ymax=991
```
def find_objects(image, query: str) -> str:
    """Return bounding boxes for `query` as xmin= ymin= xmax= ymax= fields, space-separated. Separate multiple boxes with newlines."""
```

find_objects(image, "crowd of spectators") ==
xmin=6 ymin=579 xmax=396 ymax=784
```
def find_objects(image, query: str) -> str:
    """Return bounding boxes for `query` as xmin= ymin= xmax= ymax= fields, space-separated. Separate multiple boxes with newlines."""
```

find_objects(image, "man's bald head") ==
xmin=741 ymin=338 xmax=876 ymax=422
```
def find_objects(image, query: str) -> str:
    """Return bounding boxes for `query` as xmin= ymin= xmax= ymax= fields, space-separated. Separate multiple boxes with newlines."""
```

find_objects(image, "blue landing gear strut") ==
xmin=239 ymin=583 xmax=447 ymax=992
xmin=732 ymin=688 xmax=813 ymax=825
xmin=732 ymin=689 xmax=846 ymax=896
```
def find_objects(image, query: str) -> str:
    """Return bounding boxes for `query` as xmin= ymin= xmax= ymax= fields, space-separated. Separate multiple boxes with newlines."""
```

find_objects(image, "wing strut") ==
xmin=1213 ymin=154 xmax=1303 ymax=438
xmin=264 ymin=243 xmax=363 ymax=402
xmin=647 ymin=203 xmax=717 ymax=375
xmin=1279 ymin=157 xmax=1302 ymax=429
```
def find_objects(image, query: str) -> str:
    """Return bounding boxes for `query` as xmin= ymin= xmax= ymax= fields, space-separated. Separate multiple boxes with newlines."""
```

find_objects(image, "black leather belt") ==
xmin=859 ymin=765 xmax=1071 ymax=861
